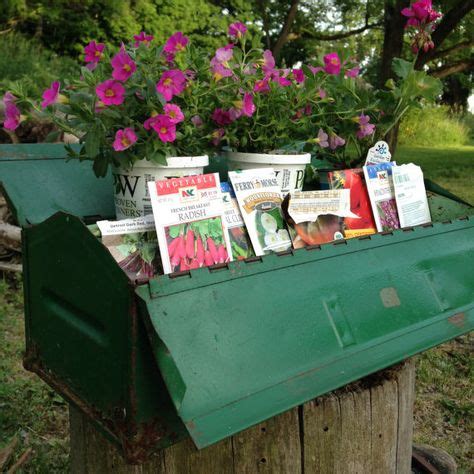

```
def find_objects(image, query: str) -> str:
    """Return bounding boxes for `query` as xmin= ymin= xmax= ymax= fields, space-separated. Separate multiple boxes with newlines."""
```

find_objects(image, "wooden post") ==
xmin=70 ymin=360 xmax=415 ymax=474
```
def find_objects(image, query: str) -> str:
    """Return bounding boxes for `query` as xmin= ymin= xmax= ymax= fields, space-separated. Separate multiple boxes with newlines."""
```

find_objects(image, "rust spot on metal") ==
xmin=448 ymin=312 xmax=465 ymax=328
xmin=380 ymin=287 xmax=401 ymax=308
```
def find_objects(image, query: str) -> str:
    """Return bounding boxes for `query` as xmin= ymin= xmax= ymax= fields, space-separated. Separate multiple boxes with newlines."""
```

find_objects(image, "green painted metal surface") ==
xmin=22 ymin=213 xmax=186 ymax=461
xmin=0 ymin=144 xmax=114 ymax=225
xmin=1 ymin=143 xmax=473 ymax=457
xmin=137 ymin=216 xmax=474 ymax=448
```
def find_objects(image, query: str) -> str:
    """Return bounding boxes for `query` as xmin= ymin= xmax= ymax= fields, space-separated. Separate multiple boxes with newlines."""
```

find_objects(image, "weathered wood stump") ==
xmin=70 ymin=359 xmax=415 ymax=474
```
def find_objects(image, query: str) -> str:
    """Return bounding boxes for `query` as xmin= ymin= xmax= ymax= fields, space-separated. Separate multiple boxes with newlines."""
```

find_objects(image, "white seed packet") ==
xmin=288 ymin=190 xmax=359 ymax=224
xmin=392 ymin=164 xmax=431 ymax=228
xmin=229 ymin=168 xmax=291 ymax=255
xmin=365 ymin=141 xmax=391 ymax=166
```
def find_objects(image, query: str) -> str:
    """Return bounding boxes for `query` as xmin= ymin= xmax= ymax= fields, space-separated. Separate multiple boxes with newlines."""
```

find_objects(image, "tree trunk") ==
xmin=69 ymin=359 xmax=415 ymax=474
xmin=379 ymin=0 xmax=410 ymax=87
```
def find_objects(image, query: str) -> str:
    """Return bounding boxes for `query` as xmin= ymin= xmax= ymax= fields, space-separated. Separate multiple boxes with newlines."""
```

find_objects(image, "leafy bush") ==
xmin=0 ymin=33 xmax=77 ymax=97
xmin=399 ymin=106 xmax=470 ymax=147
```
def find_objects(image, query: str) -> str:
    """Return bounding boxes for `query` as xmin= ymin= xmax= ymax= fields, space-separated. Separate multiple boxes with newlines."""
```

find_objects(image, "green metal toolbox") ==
xmin=1 ymin=144 xmax=473 ymax=462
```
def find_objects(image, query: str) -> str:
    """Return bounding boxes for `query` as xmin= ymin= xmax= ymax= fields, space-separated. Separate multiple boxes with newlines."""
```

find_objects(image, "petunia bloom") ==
xmin=329 ymin=133 xmax=346 ymax=150
xmin=111 ymin=49 xmax=137 ymax=81
xmin=156 ymin=69 xmax=187 ymax=102
xmin=211 ymin=128 xmax=225 ymax=146
xmin=309 ymin=66 xmax=324 ymax=74
xmin=211 ymin=45 xmax=234 ymax=81
xmin=41 ymin=81 xmax=60 ymax=108
xmin=355 ymin=114 xmax=376 ymax=139
xmin=324 ymin=52 xmax=341 ymax=75
xmin=191 ymin=115 xmax=203 ymax=127
xmin=84 ymin=41 xmax=105 ymax=65
xmin=241 ymin=92 xmax=256 ymax=117
xmin=345 ymin=67 xmax=360 ymax=78
xmin=163 ymin=32 xmax=189 ymax=55
xmin=212 ymin=63 xmax=233 ymax=81
xmin=150 ymin=115 xmax=176 ymax=142
xmin=254 ymin=78 xmax=270 ymax=93
xmin=292 ymin=68 xmax=305 ymax=83
xmin=113 ymin=128 xmax=137 ymax=151
xmin=228 ymin=22 xmax=247 ymax=40
xmin=133 ymin=31 xmax=154 ymax=47
xmin=95 ymin=79 xmax=126 ymax=106
xmin=401 ymin=0 xmax=441 ymax=25
xmin=262 ymin=50 xmax=276 ymax=76
xmin=164 ymin=103 xmax=184 ymax=124
xmin=316 ymin=129 xmax=329 ymax=148
xmin=211 ymin=108 xmax=232 ymax=126
xmin=2 ymin=92 xmax=21 ymax=130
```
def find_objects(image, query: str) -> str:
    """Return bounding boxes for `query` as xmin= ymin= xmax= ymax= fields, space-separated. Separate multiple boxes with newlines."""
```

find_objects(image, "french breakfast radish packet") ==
xmin=148 ymin=173 xmax=233 ymax=274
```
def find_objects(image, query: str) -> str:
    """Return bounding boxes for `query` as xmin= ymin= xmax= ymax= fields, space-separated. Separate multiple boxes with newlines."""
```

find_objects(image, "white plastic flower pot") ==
xmin=226 ymin=151 xmax=311 ymax=195
xmin=112 ymin=156 xmax=209 ymax=220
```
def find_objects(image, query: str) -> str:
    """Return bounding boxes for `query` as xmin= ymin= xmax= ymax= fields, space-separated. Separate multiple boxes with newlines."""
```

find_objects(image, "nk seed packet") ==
xmin=229 ymin=168 xmax=291 ymax=255
xmin=221 ymin=182 xmax=254 ymax=260
xmin=97 ymin=214 xmax=161 ymax=280
xmin=363 ymin=162 xmax=400 ymax=232
xmin=148 ymin=173 xmax=233 ymax=274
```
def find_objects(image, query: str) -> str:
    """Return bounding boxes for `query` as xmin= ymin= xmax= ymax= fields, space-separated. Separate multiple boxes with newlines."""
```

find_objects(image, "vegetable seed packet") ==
xmin=148 ymin=173 xmax=233 ymax=274
xmin=229 ymin=168 xmax=291 ymax=256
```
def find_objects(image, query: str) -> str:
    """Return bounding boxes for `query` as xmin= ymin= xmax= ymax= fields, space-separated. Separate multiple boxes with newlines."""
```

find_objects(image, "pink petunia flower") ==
xmin=133 ymin=31 xmax=154 ymax=47
xmin=278 ymin=76 xmax=292 ymax=86
xmin=329 ymin=133 xmax=345 ymax=150
xmin=355 ymin=114 xmax=376 ymax=139
xmin=262 ymin=50 xmax=276 ymax=76
xmin=316 ymin=129 xmax=329 ymax=148
xmin=113 ymin=127 xmax=137 ymax=151
xmin=212 ymin=63 xmax=233 ymax=81
xmin=254 ymin=78 xmax=270 ymax=93
xmin=241 ymin=92 xmax=255 ymax=117
xmin=95 ymin=79 xmax=126 ymax=106
xmin=318 ymin=88 xmax=327 ymax=99
xmin=345 ymin=67 xmax=360 ymax=78
xmin=156 ymin=70 xmax=187 ymax=102
xmin=111 ymin=49 xmax=137 ymax=81
xmin=324 ymin=52 xmax=341 ymax=75
xmin=228 ymin=22 xmax=247 ymax=40
xmin=164 ymin=103 xmax=184 ymax=124
xmin=150 ymin=115 xmax=176 ymax=142
xmin=84 ymin=41 xmax=105 ymax=65
xmin=143 ymin=114 xmax=159 ymax=130
xmin=191 ymin=115 xmax=203 ymax=127
xmin=292 ymin=68 xmax=305 ymax=83
xmin=41 ymin=81 xmax=60 ymax=108
xmin=211 ymin=108 xmax=232 ymax=126
xmin=401 ymin=0 xmax=441 ymax=24
xmin=163 ymin=32 xmax=189 ymax=55
xmin=211 ymin=128 xmax=225 ymax=146
xmin=309 ymin=66 xmax=324 ymax=74
xmin=2 ymin=92 xmax=21 ymax=130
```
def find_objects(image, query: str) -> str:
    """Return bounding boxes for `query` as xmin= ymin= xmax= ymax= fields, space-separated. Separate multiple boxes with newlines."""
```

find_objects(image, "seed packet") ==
xmin=282 ymin=190 xmax=359 ymax=248
xmin=328 ymin=168 xmax=376 ymax=238
xmin=229 ymin=168 xmax=291 ymax=255
xmin=148 ymin=173 xmax=233 ymax=274
xmin=220 ymin=182 xmax=254 ymax=260
xmin=363 ymin=162 xmax=400 ymax=232
xmin=97 ymin=214 xmax=161 ymax=280
xmin=392 ymin=164 xmax=431 ymax=227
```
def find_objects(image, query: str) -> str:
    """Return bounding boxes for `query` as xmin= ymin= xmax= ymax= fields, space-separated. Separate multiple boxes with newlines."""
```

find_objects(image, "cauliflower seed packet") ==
xmin=229 ymin=169 xmax=291 ymax=256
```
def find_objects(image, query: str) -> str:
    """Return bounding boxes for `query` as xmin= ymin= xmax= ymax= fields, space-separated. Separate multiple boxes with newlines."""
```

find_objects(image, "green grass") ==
xmin=396 ymin=143 xmax=474 ymax=204
xmin=0 ymin=143 xmax=473 ymax=471
xmin=0 ymin=275 xmax=69 ymax=472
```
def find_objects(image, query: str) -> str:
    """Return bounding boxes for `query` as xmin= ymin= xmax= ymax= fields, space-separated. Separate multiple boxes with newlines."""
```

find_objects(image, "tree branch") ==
xmin=303 ymin=20 xmax=383 ymax=41
xmin=415 ymin=0 xmax=474 ymax=68
xmin=272 ymin=0 xmax=300 ymax=61
xmin=429 ymin=59 xmax=474 ymax=78
xmin=429 ymin=40 xmax=474 ymax=61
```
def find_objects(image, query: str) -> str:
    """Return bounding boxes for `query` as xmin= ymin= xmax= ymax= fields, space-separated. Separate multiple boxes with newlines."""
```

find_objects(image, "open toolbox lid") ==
xmin=0 ymin=144 xmax=115 ymax=225
xmin=137 ymin=211 xmax=474 ymax=449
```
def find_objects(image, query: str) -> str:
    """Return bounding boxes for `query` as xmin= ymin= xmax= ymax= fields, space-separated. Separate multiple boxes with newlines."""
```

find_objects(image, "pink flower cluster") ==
xmin=356 ymin=114 xmax=376 ymax=139
xmin=84 ymin=41 xmax=105 ymax=70
xmin=163 ymin=32 xmax=188 ymax=62
xmin=402 ymin=0 xmax=442 ymax=53
xmin=144 ymin=104 xmax=185 ymax=143
xmin=2 ymin=93 xmax=21 ymax=130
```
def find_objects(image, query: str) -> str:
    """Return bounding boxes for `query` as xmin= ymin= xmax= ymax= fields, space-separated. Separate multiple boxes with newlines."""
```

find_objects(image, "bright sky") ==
xmin=469 ymin=95 xmax=474 ymax=113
